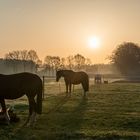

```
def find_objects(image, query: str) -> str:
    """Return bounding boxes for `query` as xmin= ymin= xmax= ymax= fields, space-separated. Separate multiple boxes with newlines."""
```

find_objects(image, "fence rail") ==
xmin=41 ymin=75 xmax=140 ymax=99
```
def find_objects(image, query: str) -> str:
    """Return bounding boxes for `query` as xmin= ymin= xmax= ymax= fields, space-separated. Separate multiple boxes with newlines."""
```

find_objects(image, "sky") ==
xmin=0 ymin=0 xmax=140 ymax=64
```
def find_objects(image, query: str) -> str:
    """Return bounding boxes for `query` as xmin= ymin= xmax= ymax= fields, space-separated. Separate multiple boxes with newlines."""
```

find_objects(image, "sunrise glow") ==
xmin=0 ymin=0 xmax=140 ymax=64
xmin=88 ymin=37 xmax=101 ymax=49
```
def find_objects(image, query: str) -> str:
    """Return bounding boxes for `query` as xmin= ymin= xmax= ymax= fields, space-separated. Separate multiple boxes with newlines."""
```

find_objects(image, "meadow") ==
xmin=1 ymin=79 xmax=140 ymax=140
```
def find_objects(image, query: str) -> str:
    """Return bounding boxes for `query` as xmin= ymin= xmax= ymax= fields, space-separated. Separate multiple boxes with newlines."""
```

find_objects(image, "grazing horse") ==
xmin=56 ymin=70 xmax=89 ymax=96
xmin=0 ymin=72 xmax=42 ymax=126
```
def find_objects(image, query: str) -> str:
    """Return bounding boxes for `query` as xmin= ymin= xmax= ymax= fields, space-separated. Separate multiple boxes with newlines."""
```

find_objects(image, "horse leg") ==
xmin=24 ymin=98 xmax=32 ymax=126
xmin=69 ymin=84 xmax=72 ymax=96
xmin=65 ymin=83 xmax=69 ymax=95
xmin=26 ymin=97 xmax=36 ymax=126
xmin=69 ymin=84 xmax=71 ymax=93
xmin=81 ymin=83 xmax=86 ymax=97
xmin=0 ymin=99 xmax=10 ymax=124
xmin=28 ymin=98 xmax=37 ymax=126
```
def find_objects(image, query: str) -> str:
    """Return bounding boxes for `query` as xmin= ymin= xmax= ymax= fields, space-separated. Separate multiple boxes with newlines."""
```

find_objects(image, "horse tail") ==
xmin=83 ymin=74 xmax=89 ymax=92
xmin=82 ymin=74 xmax=89 ymax=92
xmin=86 ymin=75 xmax=89 ymax=91
xmin=36 ymin=81 xmax=43 ymax=114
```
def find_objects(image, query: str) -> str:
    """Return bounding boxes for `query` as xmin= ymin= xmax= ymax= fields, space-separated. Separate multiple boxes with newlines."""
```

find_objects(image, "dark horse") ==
xmin=0 ymin=72 xmax=42 ymax=126
xmin=56 ymin=70 xmax=89 ymax=96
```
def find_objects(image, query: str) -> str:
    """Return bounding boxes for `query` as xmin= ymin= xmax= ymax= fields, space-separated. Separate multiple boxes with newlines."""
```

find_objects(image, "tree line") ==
xmin=1 ymin=41 xmax=140 ymax=76
xmin=0 ymin=50 xmax=93 ymax=74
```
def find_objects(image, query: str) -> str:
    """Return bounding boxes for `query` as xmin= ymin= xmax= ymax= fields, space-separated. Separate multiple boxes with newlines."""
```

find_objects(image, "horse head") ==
xmin=56 ymin=70 xmax=62 ymax=82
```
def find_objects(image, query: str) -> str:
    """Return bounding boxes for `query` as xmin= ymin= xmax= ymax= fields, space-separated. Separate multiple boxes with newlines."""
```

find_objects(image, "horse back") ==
xmin=0 ymin=72 xmax=42 ymax=99
xmin=69 ymin=71 xmax=89 ymax=84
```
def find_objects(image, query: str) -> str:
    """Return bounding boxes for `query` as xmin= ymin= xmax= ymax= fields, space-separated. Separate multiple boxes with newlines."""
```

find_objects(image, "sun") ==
xmin=88 ymin=36 xmax=100 ymax=49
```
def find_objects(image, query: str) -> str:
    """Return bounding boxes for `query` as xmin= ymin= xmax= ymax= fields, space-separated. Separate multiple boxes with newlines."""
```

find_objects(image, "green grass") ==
xmin=1 ymin=83 xmax=140 ymax=139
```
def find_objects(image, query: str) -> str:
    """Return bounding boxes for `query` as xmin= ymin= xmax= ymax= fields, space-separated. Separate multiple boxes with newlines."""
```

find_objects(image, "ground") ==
xmin=0 ymin=81 xmax=140 ymax=140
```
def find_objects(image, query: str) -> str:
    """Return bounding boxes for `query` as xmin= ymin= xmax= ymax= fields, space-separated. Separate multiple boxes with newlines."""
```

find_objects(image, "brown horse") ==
xmin=0 ymin=72 xmax=42 ymax=126
xmin=56 ymin=70 xmax=89 ymax=96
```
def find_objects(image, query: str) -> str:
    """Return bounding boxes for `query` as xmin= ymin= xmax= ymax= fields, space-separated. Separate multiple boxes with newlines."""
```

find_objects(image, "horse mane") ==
xmin=64 ymin=69 xmax=74 ymax=72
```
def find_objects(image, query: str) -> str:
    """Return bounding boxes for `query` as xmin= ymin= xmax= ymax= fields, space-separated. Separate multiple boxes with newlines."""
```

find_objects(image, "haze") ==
xmin=0 ymin=0 xmax=140 ymax=63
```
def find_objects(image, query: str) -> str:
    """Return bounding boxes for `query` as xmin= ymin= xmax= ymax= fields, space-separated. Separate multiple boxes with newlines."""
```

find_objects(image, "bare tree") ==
xmin=20 ymin=50 xmax=29 ymax=60
xmin=74 ymin=54 xmax=85 ymax=70
xmin=28 ymin=50 xmax=39 ymax=62
xmin=84 ymin=58 xmax=92 ymax=72
xmin=51 ymin=56 xmax=61 ymax=70
xmin=44 ymin=56 xmax=61 ymax=75
xmin=5 ymin=50 xmax=20 ymax=60
xmin=20 ymin=50 xmax=29 ymax=71
xmin=28 ymin=50 xmax=40 ymax=72
xmin=66 ymin=55 xmax=74 ymax=70
xmin=4 ymin=50 xmax=39 ymax=73
xmin=5 ymin=51 xmax=21 ymax=72
xmin=85 ymin=58 xmax=92 ymax=66
xmin=44 ymin=56 xmax=52 ymax=75
xmin=60 ymin=57 xmax=66 ymax=69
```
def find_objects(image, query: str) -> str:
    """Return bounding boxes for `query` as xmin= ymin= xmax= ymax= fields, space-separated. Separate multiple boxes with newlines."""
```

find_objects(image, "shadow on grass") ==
xmin=120 ymin=117 xmax=140 ymax=131
xmin=45 ymin=94 xmax=71 ymax=114
xmin=46 ymin=95 xmax=88 ymax=139
xmin=13 ymin=104 xmax=28 ymax=111
xmin=0 ymin=103 xmax=29 ymax=140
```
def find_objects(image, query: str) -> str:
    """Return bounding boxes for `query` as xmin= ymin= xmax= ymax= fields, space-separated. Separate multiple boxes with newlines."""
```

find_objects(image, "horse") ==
xmin=56 ymin=70 xmax=89 ymax=96
xmin=0 ymin=72 xmax=42 ymax=126
xmin=94 ymin=74 xmax=102 ymax=84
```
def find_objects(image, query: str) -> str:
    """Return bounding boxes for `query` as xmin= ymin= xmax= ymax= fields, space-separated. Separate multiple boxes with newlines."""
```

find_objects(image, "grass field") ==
xmin=1 ymin=81 xmax=140 ymax=140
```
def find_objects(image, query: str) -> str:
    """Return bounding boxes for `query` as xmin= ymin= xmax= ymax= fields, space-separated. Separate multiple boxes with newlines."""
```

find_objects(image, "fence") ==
xmin=42 ymin=76 xmax=56 ymax=99
xmin=41 ymin=76 xmax=97 ymax=99
xmin=41 ymin=75 xmax=140 ymax=99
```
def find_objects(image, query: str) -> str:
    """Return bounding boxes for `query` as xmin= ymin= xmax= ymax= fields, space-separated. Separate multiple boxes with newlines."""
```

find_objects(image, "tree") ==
xmin=5 ymin=51 xmax=20 ymax=60
xmin=85 ymin=58 xmax=92 ymax=66
xmin=51 ymin=56 xmax=61 ymax=70
xmin=110 ymin=42 xmax=140 ymax=75
xmin=20 ymin=50 xmax=29 ymax=71
xmin=5 ymin=50 xmax=39 ymax=72
xmin=44 ymin=56 xmax=52 ymax=75
xmin=28 ymin=50 xmax=40 ymax=72
xmin=5 ymin=50 xmax=29 ymax=61
xmin=66 ymin=55 xmax=74 ymax=70
xmin=60 ymin=57 xmax=66 ymax=69
xmin=5 ymin=51 xmax=21 ymax=72
xmin=20 ymin=50 xmax=29 ymax=60
xmin=28 ymin=50 xmax=39 ymax=63
xmin=85 ymin=58 xmax=92 ymax=72
xmin=44 ymin=56 xmax=61 ymax=75
xmin=74 ymin=54 xmax=85 ymax=70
